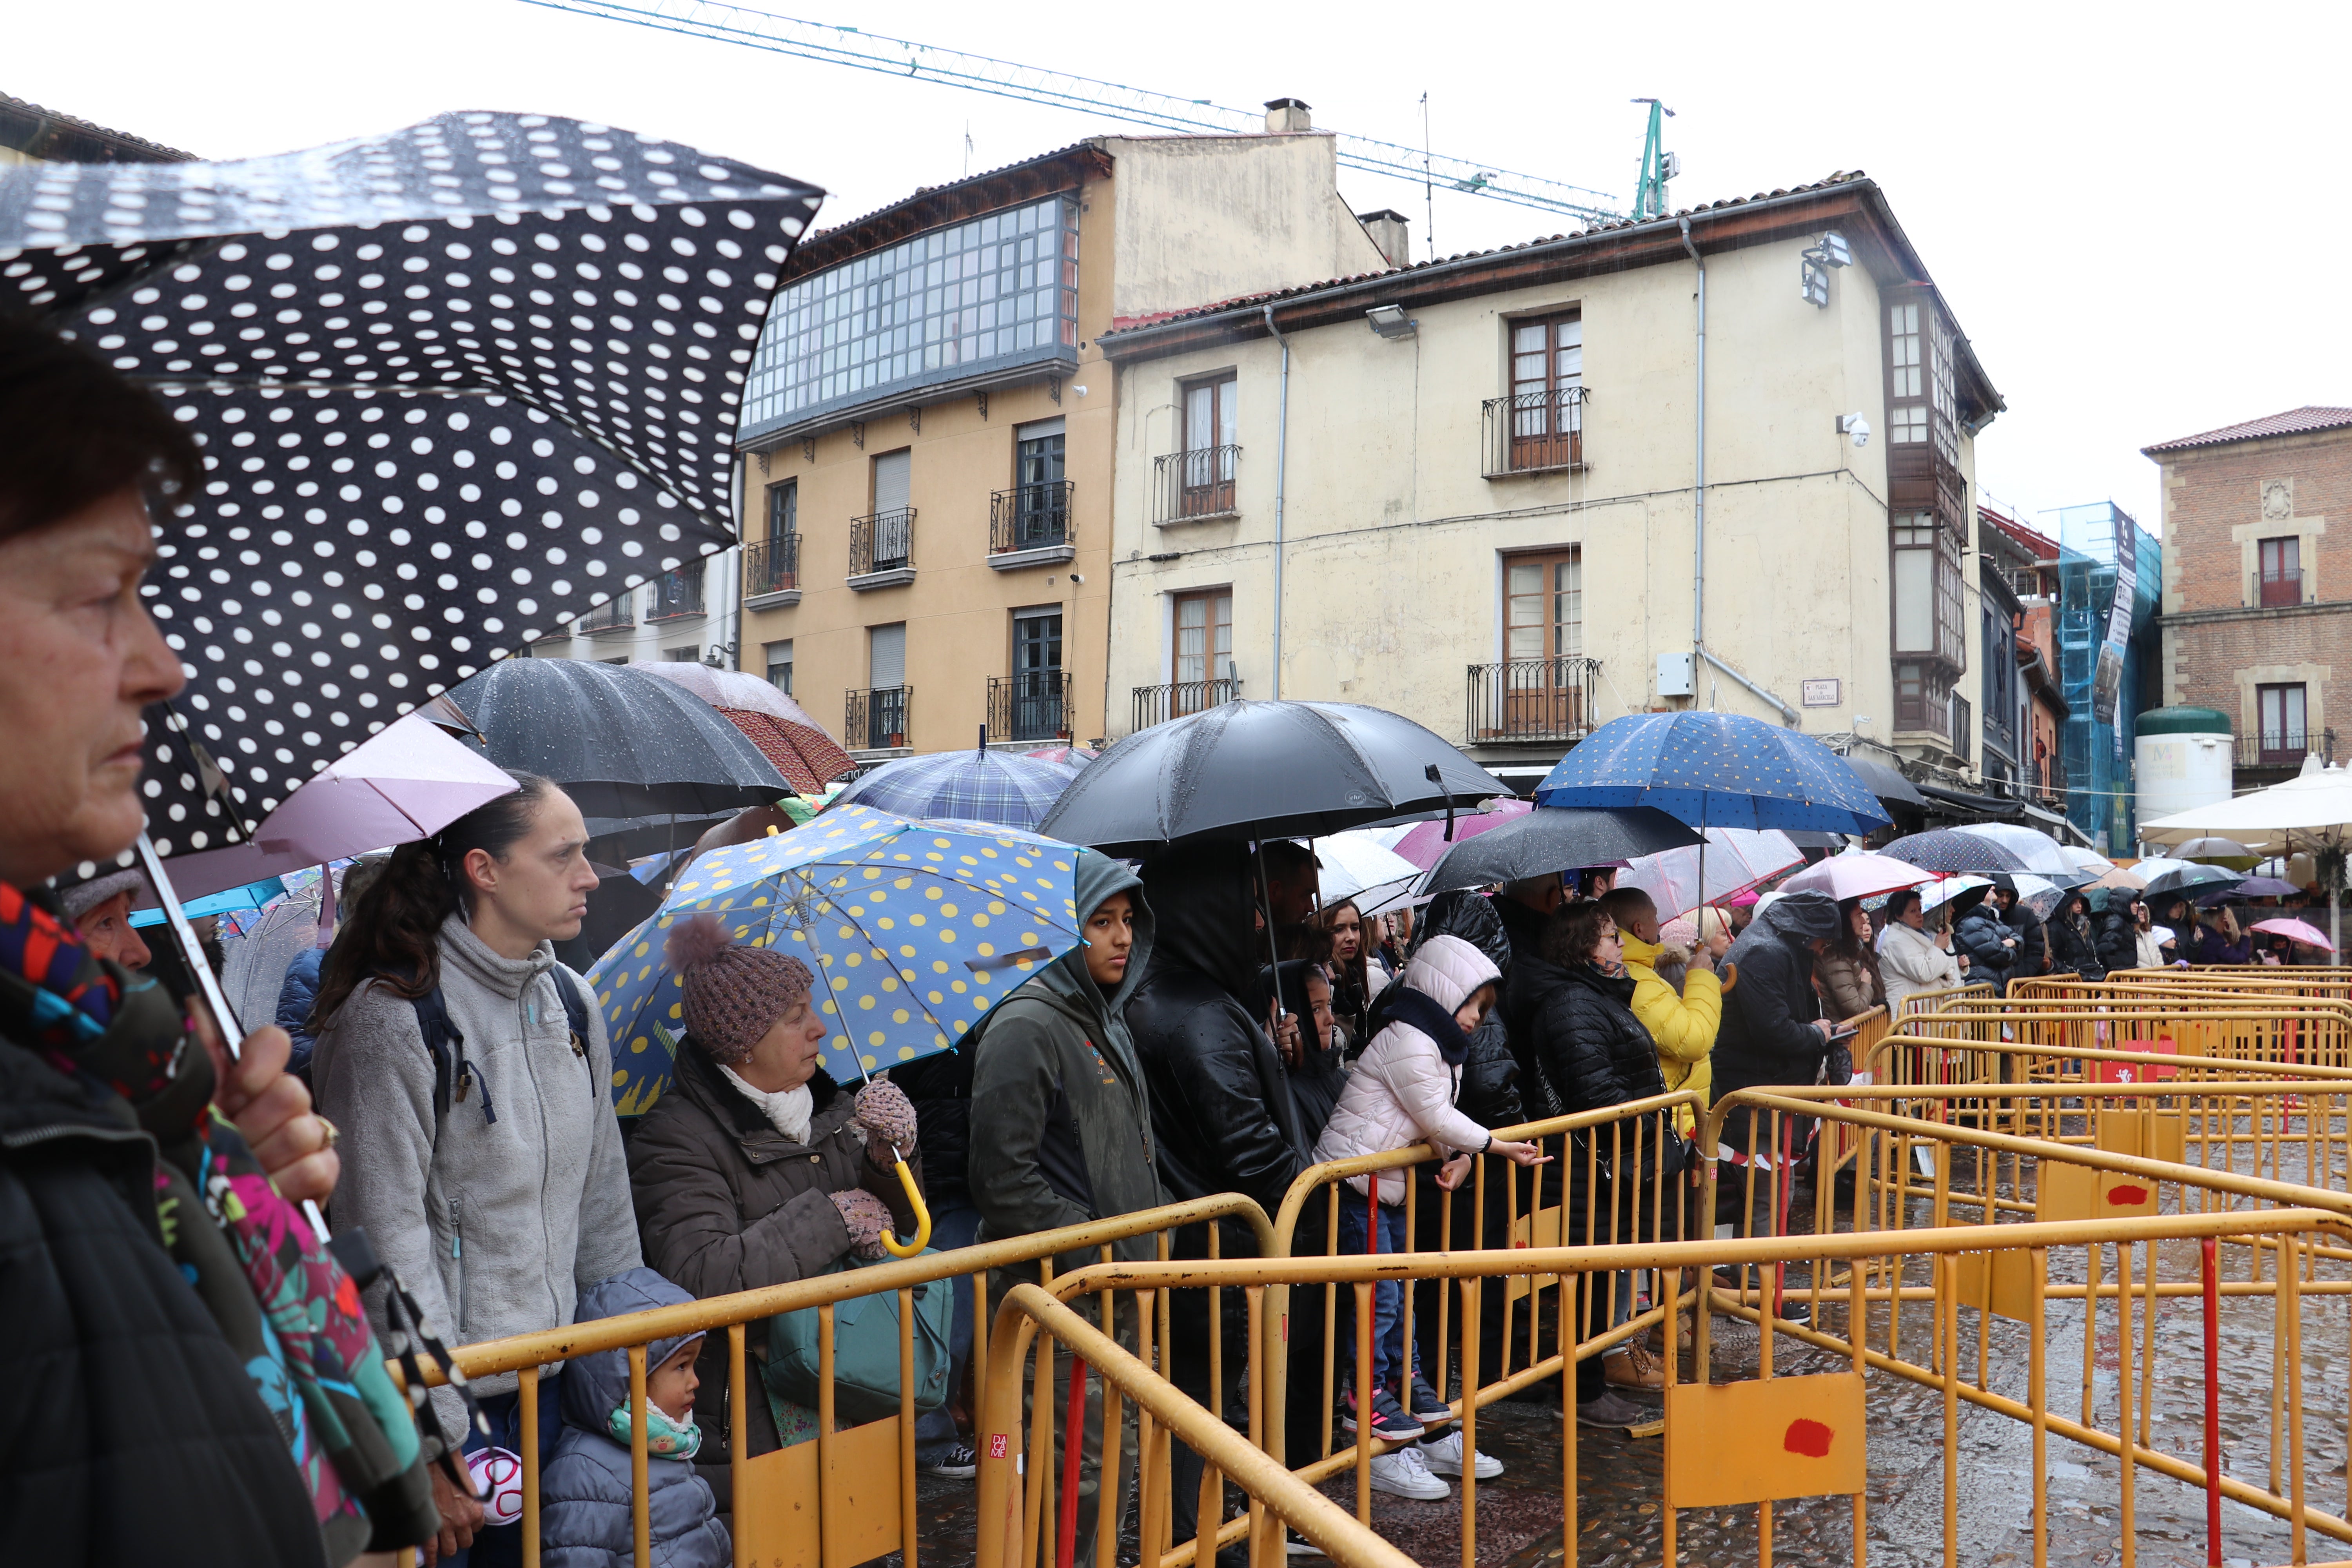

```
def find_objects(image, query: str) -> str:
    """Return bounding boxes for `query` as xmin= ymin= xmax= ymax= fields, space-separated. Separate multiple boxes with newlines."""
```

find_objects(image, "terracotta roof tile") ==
xmin=1100 ymin=171 xmax=1874 ymax=339
xmin=2143 ymin=406 xmax=2352 ymax=455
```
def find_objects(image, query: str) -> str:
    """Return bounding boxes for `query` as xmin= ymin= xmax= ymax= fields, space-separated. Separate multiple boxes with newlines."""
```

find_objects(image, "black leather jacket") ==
xmin=1129 ymin=846 xmax=1309 ymax=1225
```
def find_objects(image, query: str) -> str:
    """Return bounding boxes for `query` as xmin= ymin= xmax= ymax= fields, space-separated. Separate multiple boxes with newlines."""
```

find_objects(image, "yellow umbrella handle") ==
xmin=880 ymin=1156 xmax=931 ymax=1257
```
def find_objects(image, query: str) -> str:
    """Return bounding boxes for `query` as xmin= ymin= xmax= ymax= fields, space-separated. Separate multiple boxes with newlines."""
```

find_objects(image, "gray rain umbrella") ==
xmin=1422 ymin=806 xmax=1703 ymax=896
xmin=0 ymin=111 xmax=823 ymax=860
xmin=1037 ymin=699 xmax=1506 ymax=857
xmin=443 ymin=658 xmax=788 ymax=820
xmin=1882 ymin=829 xmax=2030 ymax=877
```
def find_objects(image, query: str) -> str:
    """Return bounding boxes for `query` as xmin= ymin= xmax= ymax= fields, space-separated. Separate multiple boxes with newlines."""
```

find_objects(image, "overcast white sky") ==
xmin=14 ymin=1 xmax=2349 ymax=534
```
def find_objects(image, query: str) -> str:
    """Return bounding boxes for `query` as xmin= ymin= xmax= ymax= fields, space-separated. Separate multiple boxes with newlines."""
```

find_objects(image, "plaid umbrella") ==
xmin=1880 ymin=829 xmax=2031 ymax=876
xmin=834 ymin=748 xmax=1074 ymax=831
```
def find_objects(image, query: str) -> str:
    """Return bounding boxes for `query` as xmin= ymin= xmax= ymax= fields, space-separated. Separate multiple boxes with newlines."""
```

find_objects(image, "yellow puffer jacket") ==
xmin=1617 ymin=929 xmax=1724 ymax=1131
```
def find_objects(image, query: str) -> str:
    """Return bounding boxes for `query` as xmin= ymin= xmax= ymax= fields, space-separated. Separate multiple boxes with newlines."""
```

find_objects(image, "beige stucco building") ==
xmin=726 ymin=103 xmax=1390 ymax=758
xmin=1098 ymin=173 xmax=2005 ymax=791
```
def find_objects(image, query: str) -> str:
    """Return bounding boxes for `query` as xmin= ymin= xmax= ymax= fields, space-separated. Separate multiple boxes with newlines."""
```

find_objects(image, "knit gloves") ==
xmin=830 ymin=1188 xmax=894 ymax=1261
xmin=851 ymin=1079 xmax=918 ymax=1164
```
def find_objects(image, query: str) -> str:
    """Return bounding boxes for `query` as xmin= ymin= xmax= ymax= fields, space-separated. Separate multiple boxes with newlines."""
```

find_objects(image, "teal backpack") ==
xmin=764 ymin=1249 xmax=953 ymax=1430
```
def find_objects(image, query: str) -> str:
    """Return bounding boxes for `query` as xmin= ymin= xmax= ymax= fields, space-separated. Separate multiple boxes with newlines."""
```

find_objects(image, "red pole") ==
xmin=2201 ymin=1236 xmax=2222 ymax=1567
xmin=1058 ymin=1353 xmax=1087 ymax=1568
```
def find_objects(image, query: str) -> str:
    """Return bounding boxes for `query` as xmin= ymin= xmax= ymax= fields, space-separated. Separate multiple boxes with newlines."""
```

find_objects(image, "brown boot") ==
xmin=1603 ymin=1342 xmax=1667 ymax=1391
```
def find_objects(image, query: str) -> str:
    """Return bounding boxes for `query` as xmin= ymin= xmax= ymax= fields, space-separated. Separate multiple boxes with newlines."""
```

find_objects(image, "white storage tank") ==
xmin=2136 ymin=706 xmax=2234 ymax=828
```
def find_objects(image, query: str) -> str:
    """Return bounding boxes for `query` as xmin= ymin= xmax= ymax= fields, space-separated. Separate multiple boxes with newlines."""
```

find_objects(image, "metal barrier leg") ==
xmin=1058 ymin=1354 xmax=1087 ymax=1568
xmin=2203 ymin=1236 xmax=2223 ymax=1567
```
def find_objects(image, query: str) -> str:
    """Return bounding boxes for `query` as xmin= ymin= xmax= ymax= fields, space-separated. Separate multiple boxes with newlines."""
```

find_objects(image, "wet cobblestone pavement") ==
xmin=888 ymin=1132 xmax=2352 ymax=1568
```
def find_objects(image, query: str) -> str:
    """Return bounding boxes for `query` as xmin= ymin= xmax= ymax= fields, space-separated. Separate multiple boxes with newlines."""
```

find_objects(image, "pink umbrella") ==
xmin=136 ymin=714 xmax=521 ymax=901
xmin=1780 ymin=852 xmax=1937 ymax=903
xmin=1392 ymin=798 xmax=1531 ymax=870
xmin=2253 ymin=917 xmax=2336 ymax=952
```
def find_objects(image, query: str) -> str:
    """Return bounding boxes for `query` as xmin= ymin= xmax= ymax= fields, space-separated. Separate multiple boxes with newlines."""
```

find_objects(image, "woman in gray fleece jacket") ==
xmin=312 ymin=773 xmax=641 ymax=1566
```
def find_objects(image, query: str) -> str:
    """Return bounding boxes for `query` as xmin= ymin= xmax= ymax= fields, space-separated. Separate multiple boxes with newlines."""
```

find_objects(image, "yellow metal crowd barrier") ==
xmin=401 ymin=1193 xmax=1272 ymax=1568
xmin=1038 ymin=1207 xmax=2352 ymax=1568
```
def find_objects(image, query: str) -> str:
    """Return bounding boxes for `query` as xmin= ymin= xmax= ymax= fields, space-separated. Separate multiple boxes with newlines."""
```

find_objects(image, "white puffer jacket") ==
xmin=1314 ymin=935 xmax=1501 ymax=1203
xmin=1876 ymin=920 xmax=1963 ymax=1017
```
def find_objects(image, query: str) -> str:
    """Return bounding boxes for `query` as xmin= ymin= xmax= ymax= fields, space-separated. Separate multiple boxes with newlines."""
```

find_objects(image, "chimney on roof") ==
xmin=1356 ymin=209 xmax=1411 ymax=269
xmin=1263 ymin=98 xmax=1312 ymax=134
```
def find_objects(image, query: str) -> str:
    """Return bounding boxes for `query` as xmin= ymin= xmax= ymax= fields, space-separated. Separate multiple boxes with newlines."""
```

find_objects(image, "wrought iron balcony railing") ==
xmin=744 ymin=533 xmax=800 ymax=599
xmin=577 ymin=592 xmax=635 ymax=633
xmin=990 ymin=481 xmax=1074 ymax=555
xmin=1132 ymin=675 xmax=1241 ymax=731
xmin=2239 ymin=730 xmax=2310 ymax=768
xmin=645 ymin=560 xmax=706 ymax=621
xmin=1151 ymin=446 xmax=1240 ymax=524
xmin=1482 ymin=385 xmax=1587 ymax=477
xmin=2252 ymin=568 xmax=2309 ymax=608
xmin=845 ymin=685 xmax=911 ymax=750
xmin=988 ymin=671 xmax=1073 ymax=743
xmin=849 ymin=508 xmax=915 ymax=579
xmin=1466 ymin=657 xmax=1597 ymax=743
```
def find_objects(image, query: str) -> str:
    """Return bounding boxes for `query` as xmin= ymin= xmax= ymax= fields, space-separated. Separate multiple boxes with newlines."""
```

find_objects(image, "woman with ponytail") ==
xmin=312 ymin=773 xmax=641 ymax=1567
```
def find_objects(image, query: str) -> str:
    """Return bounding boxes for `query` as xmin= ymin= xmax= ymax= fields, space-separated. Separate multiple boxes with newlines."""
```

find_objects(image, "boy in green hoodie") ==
xmin=968 ymin=849 xmax=1161 ymax=1566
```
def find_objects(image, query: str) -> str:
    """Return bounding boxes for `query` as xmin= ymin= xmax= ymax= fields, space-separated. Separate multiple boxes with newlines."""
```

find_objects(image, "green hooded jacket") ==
xmin=967 ymin=850 xmax=1163 ymax=1276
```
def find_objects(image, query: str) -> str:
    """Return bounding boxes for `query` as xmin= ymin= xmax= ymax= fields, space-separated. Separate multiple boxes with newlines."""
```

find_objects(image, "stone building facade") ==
xmin=2145 ymin=407 xmax=2352 ymax=789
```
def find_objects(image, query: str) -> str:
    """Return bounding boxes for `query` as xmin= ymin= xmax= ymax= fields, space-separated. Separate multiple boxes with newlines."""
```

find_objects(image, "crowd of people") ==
xmin=6 ymin=321 xmax=2338 ymax=1566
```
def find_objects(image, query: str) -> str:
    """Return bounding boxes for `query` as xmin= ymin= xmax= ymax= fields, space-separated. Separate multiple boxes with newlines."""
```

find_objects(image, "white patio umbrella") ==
xmin=2142 ymin=760 xmax=2352 ymax=959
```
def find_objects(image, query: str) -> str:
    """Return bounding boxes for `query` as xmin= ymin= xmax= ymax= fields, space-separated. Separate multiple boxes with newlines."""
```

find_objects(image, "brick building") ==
xmin=2145 ymin=407 xmax=2352 ymax=788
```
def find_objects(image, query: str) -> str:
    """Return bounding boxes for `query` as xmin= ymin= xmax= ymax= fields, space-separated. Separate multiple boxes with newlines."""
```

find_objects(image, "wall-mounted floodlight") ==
xmin=1837 ymin=413 xmax=1871 ymax=447
xmin=1800 ymin=231 xmax=1852 ymax=309
xmin=1366 ymin=303 xmax=1417 ymax=340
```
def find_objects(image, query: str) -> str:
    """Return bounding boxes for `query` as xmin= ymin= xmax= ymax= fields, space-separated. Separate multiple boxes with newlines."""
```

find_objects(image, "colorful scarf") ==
xmin=0 ymin=881 xmax=434 ymax=1562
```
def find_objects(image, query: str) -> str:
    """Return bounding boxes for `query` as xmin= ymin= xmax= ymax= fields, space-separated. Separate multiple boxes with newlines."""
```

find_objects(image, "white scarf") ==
xmin=719 ymin=1064 xmax=814 ymax=1144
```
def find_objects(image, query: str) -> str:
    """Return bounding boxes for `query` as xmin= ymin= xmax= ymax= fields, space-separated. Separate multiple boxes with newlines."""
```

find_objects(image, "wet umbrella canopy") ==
xmin=1880 ymin=829 xmax=2031 ymax=877
xmin=1038 ymin=699 xmax=1505 ymax=855
xmin=1420 ymin=805 xmax=1702 ymax=896
xmin=834 ymin=746 xmax=1077 ymax=832
xmin=0 ymin=112 xmax=823 ymax=857
xmin=1532 ymin=712 xmax=1890 ymax=835
xmin=443 ymin=657 xmax=788 ymax=818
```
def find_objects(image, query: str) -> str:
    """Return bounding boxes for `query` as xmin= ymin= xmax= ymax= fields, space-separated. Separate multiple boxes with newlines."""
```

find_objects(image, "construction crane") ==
xmin=515 ymin=0 xmax=1629 ymax=226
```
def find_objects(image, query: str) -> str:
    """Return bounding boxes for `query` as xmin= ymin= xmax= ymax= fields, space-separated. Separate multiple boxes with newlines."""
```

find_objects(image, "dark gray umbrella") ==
xmin=445 ymin=659 xmax=787 ymax=819
xmin=1037 ymin=700 xmax=1506 ymax=856
xmin=0 ymin=112 xmax=823 ymax=859
xmin=2142 ymin=863 xmax=2244 ymax=900
xmin=1882 ymin=829 xmax=2030 ymax=876
xmin=1422 ymin=806 xmax=1703 ymax=895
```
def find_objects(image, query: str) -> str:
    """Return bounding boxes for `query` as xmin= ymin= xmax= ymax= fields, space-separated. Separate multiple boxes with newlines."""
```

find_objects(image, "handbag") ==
xmin=764 ymin=1248 xmax=953 ymax=1428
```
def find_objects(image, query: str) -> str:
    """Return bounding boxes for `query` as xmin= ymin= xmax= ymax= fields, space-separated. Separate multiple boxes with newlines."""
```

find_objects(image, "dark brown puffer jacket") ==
xmin=626 ymin=1045 xmax=922 ymax=1498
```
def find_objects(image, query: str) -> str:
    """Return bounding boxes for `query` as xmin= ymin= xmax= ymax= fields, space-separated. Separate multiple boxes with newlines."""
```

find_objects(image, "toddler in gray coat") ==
xmin=541 ymin=1269 xmax=731 ymax=1568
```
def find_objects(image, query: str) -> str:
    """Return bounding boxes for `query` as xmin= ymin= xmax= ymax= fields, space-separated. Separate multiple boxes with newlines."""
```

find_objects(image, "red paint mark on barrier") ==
xmin=988 ymin=1433 xmax=1010 ymax=1460
xmin=2107 ymin=1184 xmax=2151 ymax=1207
xmin=1784 ymin=1418 xmax=1835 ymax=1458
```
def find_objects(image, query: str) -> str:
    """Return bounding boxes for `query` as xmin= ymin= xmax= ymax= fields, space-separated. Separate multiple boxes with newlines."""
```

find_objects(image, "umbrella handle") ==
xmin=880 ymin=1156 xmax=932 ymax=1257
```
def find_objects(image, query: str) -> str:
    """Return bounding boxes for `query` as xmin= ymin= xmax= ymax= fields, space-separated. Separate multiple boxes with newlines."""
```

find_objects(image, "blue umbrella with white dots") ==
xmin=1533 ymin=711 xmax=1892 ymax=835
xmin=587 ymin=802 xmax=1085 ymax=1252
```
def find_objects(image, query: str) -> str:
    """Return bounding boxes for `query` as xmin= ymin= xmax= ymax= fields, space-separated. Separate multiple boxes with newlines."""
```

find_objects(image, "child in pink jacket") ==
xmin=1313 ymin=935 xmax=1548 ymax=1492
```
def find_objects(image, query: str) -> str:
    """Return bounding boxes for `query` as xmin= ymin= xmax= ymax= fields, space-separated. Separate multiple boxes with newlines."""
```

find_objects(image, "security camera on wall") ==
xmin=1837 ymin=413 xmax=1871 ymax=448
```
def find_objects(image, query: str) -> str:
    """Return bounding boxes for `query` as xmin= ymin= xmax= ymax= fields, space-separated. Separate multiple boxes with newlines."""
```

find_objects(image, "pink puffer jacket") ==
xmin=1312 ymin=935 xmax=1502 ymax=1203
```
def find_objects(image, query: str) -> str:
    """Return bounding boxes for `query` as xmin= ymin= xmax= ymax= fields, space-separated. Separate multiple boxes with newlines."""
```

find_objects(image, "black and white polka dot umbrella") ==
xmin=0 ymin=111 xmax=824 ymax=859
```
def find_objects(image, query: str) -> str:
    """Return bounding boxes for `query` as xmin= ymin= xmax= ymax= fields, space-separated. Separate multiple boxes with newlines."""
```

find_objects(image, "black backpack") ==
xmin=411 ymin=967 xmax=593 ymax=1125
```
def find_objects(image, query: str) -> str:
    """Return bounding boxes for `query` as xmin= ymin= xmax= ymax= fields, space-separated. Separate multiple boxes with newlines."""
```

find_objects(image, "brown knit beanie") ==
xmin=662 ymin=913 xmax=815 ymax=1065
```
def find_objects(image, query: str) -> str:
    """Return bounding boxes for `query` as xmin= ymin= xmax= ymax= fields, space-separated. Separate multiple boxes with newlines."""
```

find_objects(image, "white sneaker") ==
xmin=1416 ymin=1429 xmax=1504 ymax=1480
xmin=1367 ymin=1445 xmax=1453 ymax=1501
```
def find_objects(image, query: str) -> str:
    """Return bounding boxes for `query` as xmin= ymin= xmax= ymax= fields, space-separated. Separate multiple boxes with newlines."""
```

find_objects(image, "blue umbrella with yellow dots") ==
xmin=587 ymin=803 xmax=1084 ymax=1248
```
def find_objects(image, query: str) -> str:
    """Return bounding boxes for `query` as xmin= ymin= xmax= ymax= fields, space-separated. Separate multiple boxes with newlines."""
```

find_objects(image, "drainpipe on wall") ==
xmin=1263 ymin=303 xmax=1290 ymax=700
xmin=1679 ymin=216 xmax=1803 ymax=727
